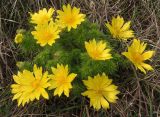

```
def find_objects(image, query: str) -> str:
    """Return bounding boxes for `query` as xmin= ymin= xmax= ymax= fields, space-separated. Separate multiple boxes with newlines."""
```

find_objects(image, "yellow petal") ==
xmin=122 ymin=52 xmax=133 ymax=62
xmin=48 ymin=8 xmax=54 ymax=15
xmin=35 ymin=91 xmax=40 ymax=100
xmin=141 ymin=63 xmax=153 ymax=71
xmin=18 ymin=97 xmax=23 ymax=106
xmin=115 ymin=15 xmax=124 ymax=29
xmin=91 ymin=98 xmax=101 ymax=110
xmin=13 ymin=75 xmax=21 ymax=84
xmin=33 ymin=64 xmax=42 ymax=79
xmin=139 ymin=42 xmax=147 ymax=53
xmin=137 ymin=65 xmax=146 ymax=74
xmin=104 ymin=85 xmax=118 ymax=91
xmin=105 ymin=23 xmax=115 ymax=34
xmin=29 ymin=93 xmax=35 ymax=101
xmin=12 ymin=93 xmax=22 ymax=100
xmin=64 ymin=89 xmax=69 ymax=97
xmin=68 ymin=73 xmax=77 ymax=82
xmin=41 ymin=89 xmax=49 ymax=99
xmin=54 ymin=87 xmax=63 ymax=97
xmin=104 ymin=90 xmax=119 ymax=103
xmin=142 ymin=51 xmax=154 ymax=60
xmin=121 ymin=21 xmax=131 ymax=31
xmin=119 ymin=30 xmax=134 ymax=39
xmin=100 ymin=97 xmax=109 ymax=109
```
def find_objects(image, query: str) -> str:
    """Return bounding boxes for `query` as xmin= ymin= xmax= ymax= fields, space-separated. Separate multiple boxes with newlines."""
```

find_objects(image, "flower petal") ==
xmin=142 ymin=51 xmax=154 ymax=60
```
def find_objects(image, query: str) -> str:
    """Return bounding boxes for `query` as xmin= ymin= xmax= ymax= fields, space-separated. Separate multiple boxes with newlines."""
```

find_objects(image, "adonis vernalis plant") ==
xmin=31 ymin=21 xmax=61 ymax=46
xmin=49 ymin=64 xmax=77 ymax=97
xmin=122 ymin=39 xmax=154 ymax=74
xmin=82 ymin=73 xmax=120 ymax=110
xmin=11 ymin=65 xmax=50 ymax=106
xmin=30 ymin=8 xmax=54 ymax=25
xmin=105 ymin=15 xmax=134 ymax=40
xmin=85 ymin=39 xmax=112 ymax=60
xmin=57 ymin=4 xmax=85 ymax=31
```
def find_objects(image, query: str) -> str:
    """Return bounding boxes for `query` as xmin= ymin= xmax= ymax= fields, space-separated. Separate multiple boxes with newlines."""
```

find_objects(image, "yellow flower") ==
xmin=85 ymin=39 xmax=112 ymax=60
xmin=49 ymin=64 xmax=77 ymax=97
xmin=30 ymin=8 xmax=54 ymax=25
xmin=14 ymin=33 xmax=23 ymax=44
xmin=105 ymin=15 xmax=134 ymax=40
xmin=57 ymin=4 xmax=85 ymax=31
xmin=11 ymin=65 xmax=50 ymax=106
xmin=31 ymin=21 xmax=61 ymax=46
xmin=122 ymin=39 xmax=154 ymax=74
xmin=82 ymin=73 xmax=120 ymax=110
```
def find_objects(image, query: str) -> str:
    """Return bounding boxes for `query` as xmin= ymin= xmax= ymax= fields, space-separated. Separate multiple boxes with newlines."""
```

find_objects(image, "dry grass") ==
xmin=0 ymin=0 xmax=160 ymax=116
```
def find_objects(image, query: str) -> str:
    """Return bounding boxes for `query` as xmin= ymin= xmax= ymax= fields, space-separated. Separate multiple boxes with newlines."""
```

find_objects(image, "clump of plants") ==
xmin=12 ymin=4 xmax=154 ymax=110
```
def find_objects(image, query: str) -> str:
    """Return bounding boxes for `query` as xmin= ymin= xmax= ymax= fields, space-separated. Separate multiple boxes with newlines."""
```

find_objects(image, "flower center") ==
xmin=41 ymin=15 xmax=49 ymax=23
xmin=66 ymin=16 xmax=75 ymax=25
xmin=32 ymin=79 xmax=40 ymax=89
xmin=96 ymin=89 xmax=103 ymax=95
xmin=44 ymin=32 xmax=53 ymax=41
xmin=92 ymin=48 xmax=101 ymax=59
xmin=132 ymin=52 xmax=143 ymax=63
xmin=56 ymin=76 xmax=69 ymax=87
xmin=114 ymin=29 xmax=122 ymax=38
xmin=59 ymin=77 xmax=68 ymax=84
